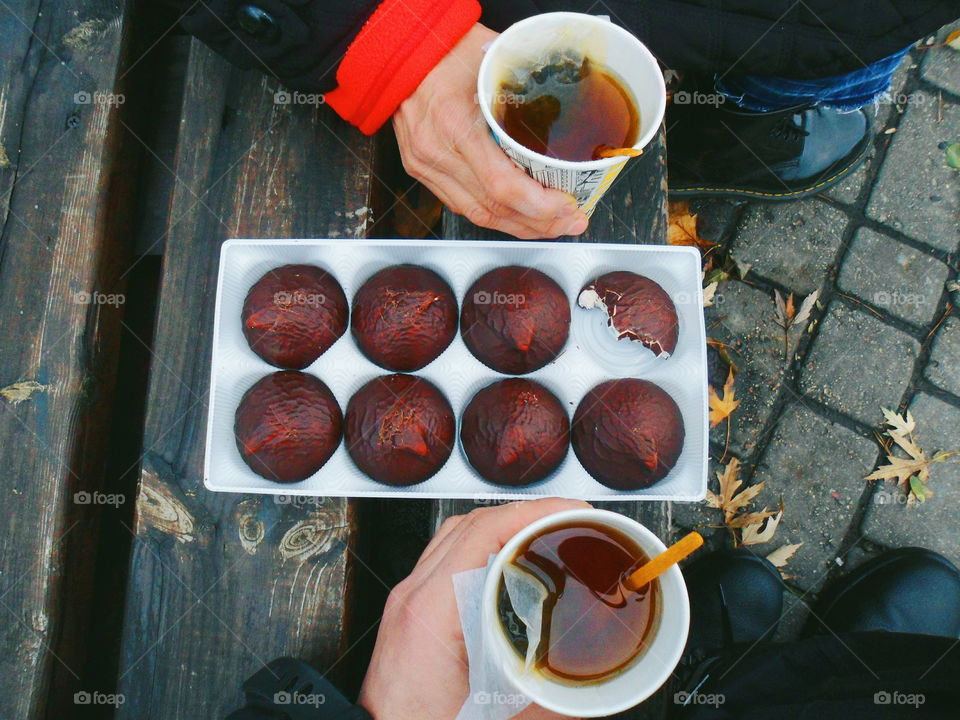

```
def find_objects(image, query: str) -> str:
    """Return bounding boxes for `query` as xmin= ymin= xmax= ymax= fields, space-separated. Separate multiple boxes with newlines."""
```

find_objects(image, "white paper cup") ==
xmin=477 ymin=13 xmax=666 ymax=217
xmin=481 ymin=508 xmax=689 ymax=717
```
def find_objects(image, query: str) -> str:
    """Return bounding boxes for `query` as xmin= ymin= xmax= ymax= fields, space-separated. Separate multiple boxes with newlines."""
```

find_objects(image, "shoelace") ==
xmin=768 ymin=112 xmax=810 ymax=144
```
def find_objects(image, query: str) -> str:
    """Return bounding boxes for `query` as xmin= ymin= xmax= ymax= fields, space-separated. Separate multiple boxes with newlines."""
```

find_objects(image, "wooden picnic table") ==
xmin=0 ymin=9 xmax=672 ymax=718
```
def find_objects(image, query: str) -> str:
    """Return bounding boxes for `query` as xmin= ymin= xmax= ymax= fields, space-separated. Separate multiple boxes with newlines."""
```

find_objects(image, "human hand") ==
xmin=358 ymin=498 xmax=590 ymax=719
xmin=392 ymin=23 xmax=589 ymax=239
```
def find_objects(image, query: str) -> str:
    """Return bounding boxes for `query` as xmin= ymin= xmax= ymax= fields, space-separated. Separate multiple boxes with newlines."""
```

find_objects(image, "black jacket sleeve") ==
xmin=162 ymin=0 xmax=380 ymax=93
xmin=164 ymin=0 xmax=960 ymax=90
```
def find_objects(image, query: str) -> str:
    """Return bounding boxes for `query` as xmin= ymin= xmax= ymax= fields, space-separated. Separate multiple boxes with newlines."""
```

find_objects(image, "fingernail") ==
xmin=565 ymin=217 xmax=588 ymax=235
xmin=556 ymin=202 xmax=578 ymax=218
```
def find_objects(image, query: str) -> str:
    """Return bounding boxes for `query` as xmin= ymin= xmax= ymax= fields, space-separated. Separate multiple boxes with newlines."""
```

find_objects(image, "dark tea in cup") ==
xmin=498 ymin=521 xmax=658 ymax=684
xmin=494 ymin=56 xmax=640 ymax=162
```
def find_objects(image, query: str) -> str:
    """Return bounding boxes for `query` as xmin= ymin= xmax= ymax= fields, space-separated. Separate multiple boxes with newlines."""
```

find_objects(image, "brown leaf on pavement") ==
xmin=667 ymin=200 xmax=714 ymax=251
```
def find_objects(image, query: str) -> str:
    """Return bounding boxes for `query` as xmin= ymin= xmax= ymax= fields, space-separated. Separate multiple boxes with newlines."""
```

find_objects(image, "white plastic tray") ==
xmin=204 ymin=239 xmax=708 ymax=501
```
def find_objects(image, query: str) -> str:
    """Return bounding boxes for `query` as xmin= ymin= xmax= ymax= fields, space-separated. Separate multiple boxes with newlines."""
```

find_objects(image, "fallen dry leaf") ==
xmin=702 ymin=281 xmax=718 ymax=307
xmin=866 ymin=407 xmax=959 ymax=504
xmin=1 ymin=380 xmax=48 ymax=405
xmin=775 ymin=289 xmax=819 ymax=331
xmin=741 ymin=510 xmax=783 ymax=546
xmin=705 ymin=458 xmax=763 ymax=522
xmin=708 ymin=368 xmax=739 ymax=427
xmin=667 ymin=200 xmax=714 ymax=251
xmin=766 ymin=543 xmax=803 ymax=568
xmin=706 ymin=457 xmax=787 ymax=549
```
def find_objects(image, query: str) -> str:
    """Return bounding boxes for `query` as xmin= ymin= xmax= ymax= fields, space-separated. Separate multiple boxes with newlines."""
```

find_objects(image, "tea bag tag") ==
xmin=502 ymin=562 xmax=548 ymax=673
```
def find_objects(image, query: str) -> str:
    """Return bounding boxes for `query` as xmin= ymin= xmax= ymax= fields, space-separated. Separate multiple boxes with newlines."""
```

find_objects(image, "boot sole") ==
xmin=668 ymin=136 xmax=871 ymax=201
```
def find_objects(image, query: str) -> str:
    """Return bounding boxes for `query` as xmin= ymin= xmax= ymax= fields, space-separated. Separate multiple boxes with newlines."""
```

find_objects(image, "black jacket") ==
xmin=166 ymin=0 xmax=959 ymax=96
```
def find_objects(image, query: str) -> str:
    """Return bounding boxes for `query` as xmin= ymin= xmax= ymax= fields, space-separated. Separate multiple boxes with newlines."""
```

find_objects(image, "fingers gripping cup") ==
xmin=481 ymin=508 xmax=689 ymax=716
xmin=477 ymin=13 xmax=666 ymax=218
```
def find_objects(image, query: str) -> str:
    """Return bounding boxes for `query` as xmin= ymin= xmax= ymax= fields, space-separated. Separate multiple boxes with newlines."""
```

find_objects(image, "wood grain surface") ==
xmin=0 ymin=2 xmax=133 ymax=717
xmin=113 ymin=40 xmax=377 ymax=720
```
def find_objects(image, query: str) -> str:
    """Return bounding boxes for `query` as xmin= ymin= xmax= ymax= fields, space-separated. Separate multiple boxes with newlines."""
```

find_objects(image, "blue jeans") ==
xmin=715 ymin=46 xmax=912 ymax=112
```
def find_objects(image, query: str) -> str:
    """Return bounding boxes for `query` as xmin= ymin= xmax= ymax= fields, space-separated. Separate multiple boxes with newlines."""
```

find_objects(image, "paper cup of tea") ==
xmin=477 ymin=12 xmax=666 ymax=217
xmin=481 ymin=508 xmax=689 ymax=717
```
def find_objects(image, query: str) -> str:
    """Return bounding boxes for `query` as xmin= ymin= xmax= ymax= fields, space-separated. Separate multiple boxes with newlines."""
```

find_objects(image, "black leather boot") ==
xmin=667 ymin=98 xmax=871 ymax=200
xmin=682 ymin=548 xmax=784 ymax=661
xmin=815 ymin=547 xmax=960 ymax=637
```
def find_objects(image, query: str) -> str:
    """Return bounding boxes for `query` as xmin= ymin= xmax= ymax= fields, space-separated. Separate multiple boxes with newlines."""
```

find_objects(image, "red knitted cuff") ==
xmin=325 ymin=0 xmax=481 ymax=135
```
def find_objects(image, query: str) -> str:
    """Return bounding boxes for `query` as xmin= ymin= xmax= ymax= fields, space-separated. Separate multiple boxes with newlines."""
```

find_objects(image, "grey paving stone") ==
xmin=861 ymin=393 xmax=960 ymax=568
xmin=926 ymin=316 xmax=960 ymax=396
xmin=749 ymin=402 xmax=879 ymax=592
xmin=838 ymin=227 xmax=950 ymax=327
xmin=732 ymin=200 xmax=848 ymax=295
xmin=921 ymin=21 xmax=960 ymax=96
xmin=824 ymin=145 xmax=878 ymax=205
xmin=689 ymin=198 xmax=743 ymax=246
xmin=867 ymin=91 xmax=960 ymax=252
xmin=705 ymin=280 xmax=800 ymax=459
xmin=799 ymin=303 xmax=921 ymax=426
xmin=824 ymin=54 xmax=914 ymax=205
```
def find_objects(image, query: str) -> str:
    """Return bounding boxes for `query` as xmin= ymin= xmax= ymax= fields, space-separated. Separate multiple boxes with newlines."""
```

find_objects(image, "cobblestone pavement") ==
xmin=670 ymin=24 xmax=960 ymax=641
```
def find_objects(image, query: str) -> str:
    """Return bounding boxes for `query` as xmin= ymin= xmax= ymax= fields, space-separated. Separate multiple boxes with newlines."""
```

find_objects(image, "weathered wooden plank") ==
xmin=433 ymin=125 xmax=672 ymax=718
xmin=0 ymin=2 xmax=134 ymax=717
xmin=114 ymin=41 xmax=377 ymax=719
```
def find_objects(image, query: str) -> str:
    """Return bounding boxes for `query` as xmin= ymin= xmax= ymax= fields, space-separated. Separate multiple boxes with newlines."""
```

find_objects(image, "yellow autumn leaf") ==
xmin=709 ymin=368 xmax=739 ymax=427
